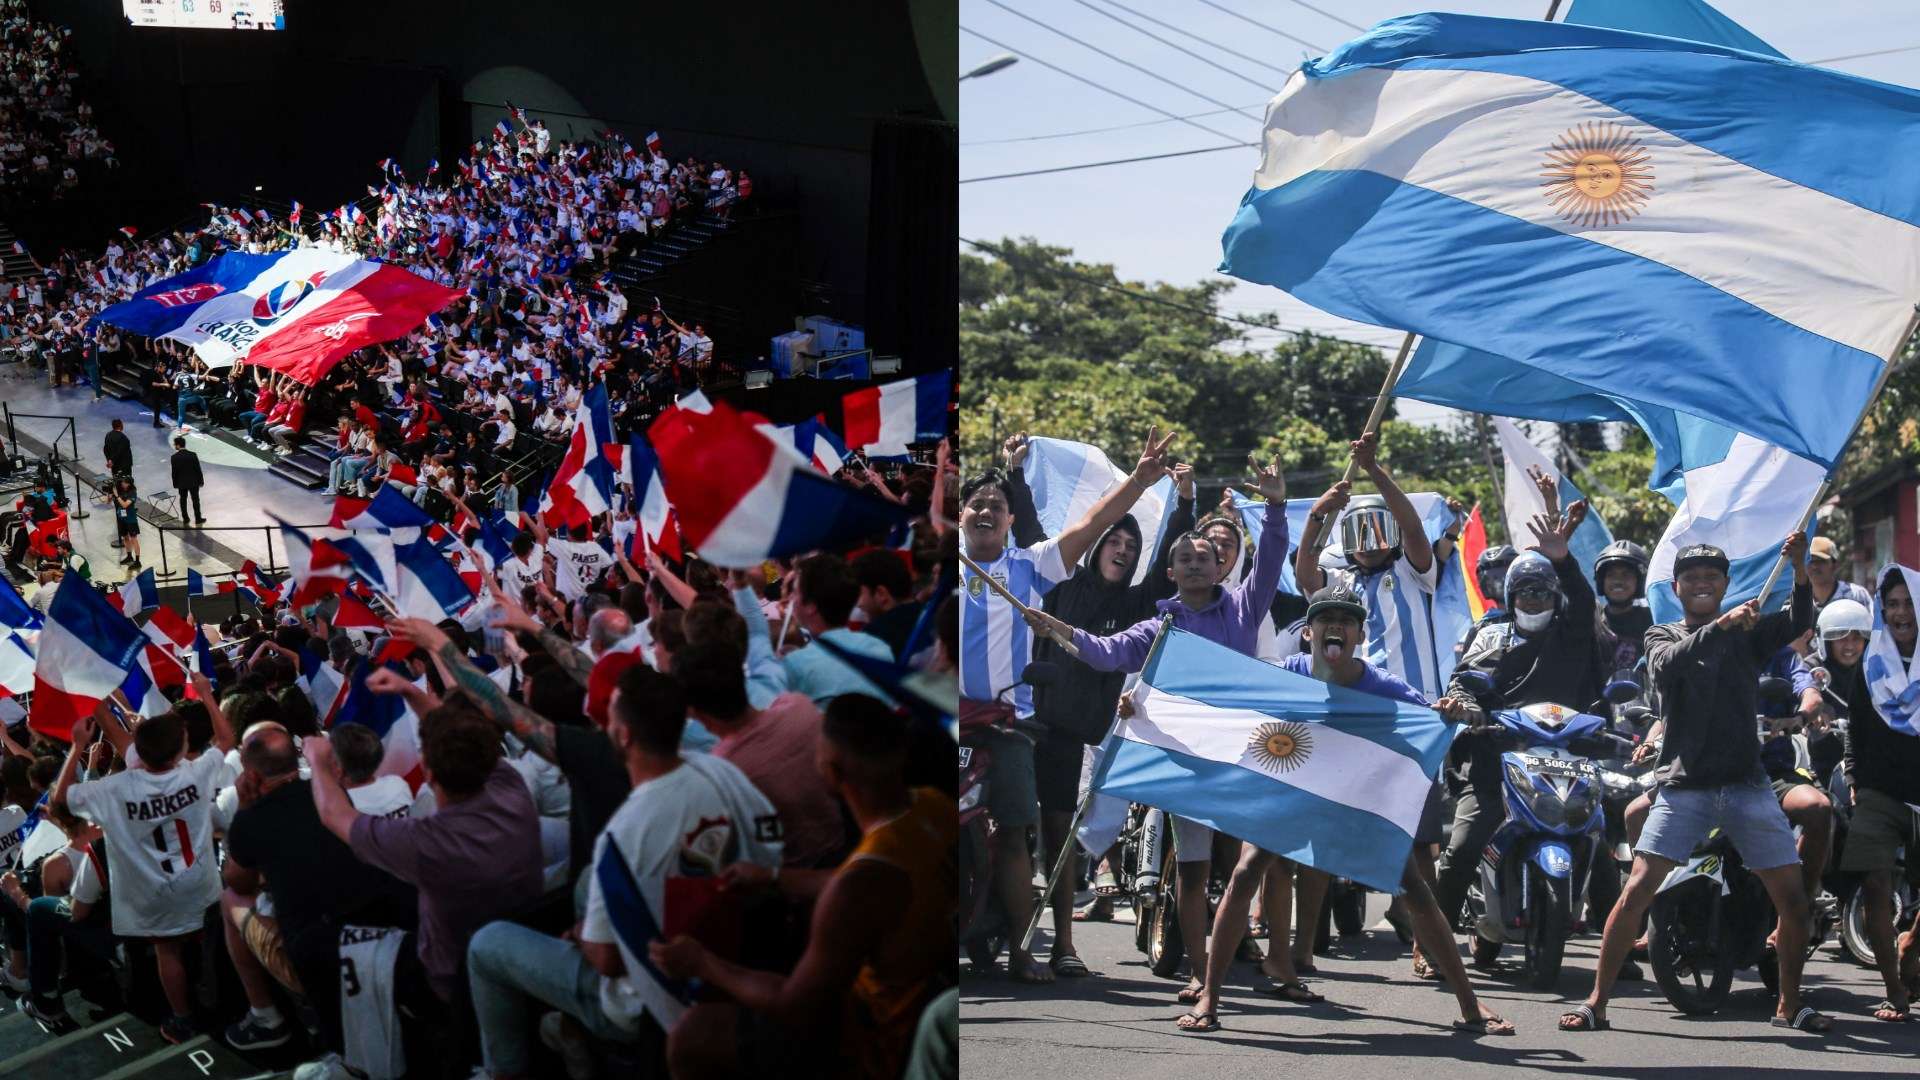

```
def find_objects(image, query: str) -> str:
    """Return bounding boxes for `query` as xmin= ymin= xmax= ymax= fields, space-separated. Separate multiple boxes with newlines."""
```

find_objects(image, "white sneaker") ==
xmin=293 ymin=1053 xmax=366 ymax=1080
xmin=0 ymin=965 xmax=26 ymax=993
xmin=539 ymin=1011 xmax=595 ymax=1080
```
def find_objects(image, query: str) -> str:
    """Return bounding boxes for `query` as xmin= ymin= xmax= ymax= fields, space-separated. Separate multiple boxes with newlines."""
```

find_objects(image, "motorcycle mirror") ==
xmin=1020 ymin=661 xmax=1060 ymax=688
xmin=1808 ymin=666 xmax=1831 ymax=692
xmin=1622 ymin=704 xmax=1655 ymax=726
xmin=1603 ymin=678 xmax=1641 ymax=705
xmin=1454 ymin=670 xmax=1495 ymax=696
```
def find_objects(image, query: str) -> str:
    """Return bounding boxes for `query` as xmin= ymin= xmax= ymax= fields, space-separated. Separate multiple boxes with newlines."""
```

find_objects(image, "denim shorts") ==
xmin=1636 ymin=777 xmax=1801 ymax=871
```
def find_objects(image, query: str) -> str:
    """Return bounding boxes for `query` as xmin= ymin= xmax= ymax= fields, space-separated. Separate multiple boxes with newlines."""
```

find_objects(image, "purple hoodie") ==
xmin=1072 ymin=508 xmax=1287 ymax=671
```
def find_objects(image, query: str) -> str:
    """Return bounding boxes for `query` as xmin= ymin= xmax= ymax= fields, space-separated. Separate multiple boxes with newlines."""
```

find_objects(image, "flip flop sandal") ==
xmin=1093 ymin=869 xmax=1122 ymax=896
xmin=1411 ymin=955 xmax=1438 ymax=981
xmin=1870 ymin=1000 xmax=1911 ymax=1023
xmin=1559 ymin=1004 xmax=1610 ymax=1032
xmin=1771 ymin=1006 xmax=1832 ymax=1033
xmin=1050 ymin=953 xmax=1093 ymax=978
xmin=1175 ymin=1011 xmax=1221 ymax=1034
xmin=1263 ymin=980 xmax=1325 ymax=1004
xmin=1455 ymin=1015 xmax=1516 ymax=1036
xmin=1073 ymin=898 xmax=1115 ymax=923
xmin=1176 ymin=985 xmax=1203 ymax=1005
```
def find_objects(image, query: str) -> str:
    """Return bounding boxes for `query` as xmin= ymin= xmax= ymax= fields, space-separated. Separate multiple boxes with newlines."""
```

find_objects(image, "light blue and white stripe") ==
xmin=1024 ymin=437 xmax=1173 ymax=586
xmin=1093 ymin=628 xmax=1455 ymax=893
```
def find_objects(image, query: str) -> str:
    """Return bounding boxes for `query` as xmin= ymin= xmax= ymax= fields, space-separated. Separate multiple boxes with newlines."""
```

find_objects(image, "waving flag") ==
xmin=1024 ymin=438 xmax=1174 ymax=587
xmin=0 ymin=576 xmax=42 ymax=631
xmin=0 ymin=632 xmax=32 ymax=698
xmin=278 ymin=521 xmax=397 ymax=606
xmin=645 ymin=131 xmax=661 ymax=153
xmin=547 ymin=383 xmax=616 ymax=517
xmin=648 ymin=401 xmax=908 ymax=564
xmin=114 ymin=568 xmax=159 ymax=614
xmin=1218 ymin=13 xmax=1920 ymax=470
xmin=1459 ymin=505 xmax=1491 ymax=622
xmin=765 ymin=415 xmax=848 ymax=475
xmin=1095 ymin=627 xmax=1456 ymax=892
xmin=393 ymin=538 xmax=477 ymax=620
xmin=240 ymin=561 xmax=282 ymax=605
xmin=625 ymin=436 xmax=682 ymax=561
xmin=331 ymin=485 xmax=435 ymax=532
xmin=93 ymin=249 xmax=463 ymax=382
xmin=842 ymin=371 xmax=950 ymax=459
xmin=1492 ymin=418 xmax=1615 ymax=579
xmin=30 ymin=575 xmax=148 ymax=740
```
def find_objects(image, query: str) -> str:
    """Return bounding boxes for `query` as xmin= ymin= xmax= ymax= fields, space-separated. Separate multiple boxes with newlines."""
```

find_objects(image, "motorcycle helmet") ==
xmin=1475 ymin=544 xmax=1517 ymax=605
xmin=1505 ymin=551 xmax=1562 ymax=634
xmin=1593 ymin=540 xmax=1650 ymax=600
xmin=1338 ymin=494 xmax=1399 ymax=557
xmin=1815 ymin=597 xmax=1872 ymax=660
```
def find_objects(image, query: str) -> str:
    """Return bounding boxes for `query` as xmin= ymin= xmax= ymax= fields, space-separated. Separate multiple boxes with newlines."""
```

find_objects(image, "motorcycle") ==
xmin=959 ymin=661 xmax=1057 ymax=970
xmin=1458 ymin=671 xmax=1638 ymax=990
xmin=1122 ymin=804 xmax=1187 ymax=977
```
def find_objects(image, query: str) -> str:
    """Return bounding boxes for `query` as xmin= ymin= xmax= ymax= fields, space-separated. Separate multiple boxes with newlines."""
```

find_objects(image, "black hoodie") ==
xmin=1006 ymin=468 xmax=1195 ymax=744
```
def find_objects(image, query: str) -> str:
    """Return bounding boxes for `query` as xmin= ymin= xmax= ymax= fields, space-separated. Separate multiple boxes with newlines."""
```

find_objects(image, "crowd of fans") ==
xmin=0 ymin=0 xmax=115 ymax=205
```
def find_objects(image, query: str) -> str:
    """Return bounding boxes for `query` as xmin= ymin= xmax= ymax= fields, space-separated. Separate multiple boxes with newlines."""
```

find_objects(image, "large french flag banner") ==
xmin=1095 ymin=628 xmax=1456 ymax=893
xmin=93 ymin=249 xmax=463 ymax=383
xmin=30 ymin=575 xmax=148 ymax=740
xmin=1218 ymin=13 xmax=1920 ymax=470
xmin=842 ymin=371 xmax=950 ymax=459
xmin=648 ymin=400 xmax=908 ymax=565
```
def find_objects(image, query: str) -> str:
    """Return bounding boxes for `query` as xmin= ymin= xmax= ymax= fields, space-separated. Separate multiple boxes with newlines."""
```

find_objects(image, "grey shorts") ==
xmin=1170 ymin=816 xmax=1213 ymax=863
xmin=1636 ymin=778 xmax=1801 ymax=872
xmin=1840 ymin=787 xmax=1920 ymax=875
xmin=986 ymin=731 xmax=1039 ymax=830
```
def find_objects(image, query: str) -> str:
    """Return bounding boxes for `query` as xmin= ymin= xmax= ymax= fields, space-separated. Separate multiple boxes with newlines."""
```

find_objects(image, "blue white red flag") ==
xmin=113 ymin=568 xmax=159 ymax=614
xmin=842 ymin=371 xmax=950 ymax=458
xmin=29 ymin=575 xmax=147 ymax=740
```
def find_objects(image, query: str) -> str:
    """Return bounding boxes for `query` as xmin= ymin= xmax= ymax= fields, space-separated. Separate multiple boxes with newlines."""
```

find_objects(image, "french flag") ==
xmin=331 ymin=485 xmax=434 ymax=533
xmin=278 ymin=521 xmax=397 ymax=607
xmin=185 ymin=568 xmax=212 ymax=597
xmin=494 ymin=120 xmax=513 ymax=140
xmin=290 ymin=201 xmax=302 ymax=225
xmin=427 ymin=158 xmax=440 ymax=176
xmin=625 ymin=435 xmax=682 ymax=561
xmin=842 ymin=371 xmax=951 ymax=458
xmin=763 ymin=415 xmax=848 ymax=475
xmin=645 ymin=131 xmax=661 ymax=153
xmin=0 ymin=632 xmax=33 ymax=698
xmin=332 ymin=590 xmax=385 ymax=631
xmin=393 ymin=538 xmax=476 ymax=620
xmin=241 ymin=560 xmax=283 ymax=605
xmin=648 ymin=401 xmax=908 ymax=564
xmin=190 ymin=626 xmax=219 ymax=694
xmin=0 ymin=576 xmax=43 ymax=631
xmin=113 ymin=568 xmax=160 ymax=614
xmin=29 ymin=575 xmax=148 ymax=740
xmin=547 ymin=383 xmax=616 ymax=518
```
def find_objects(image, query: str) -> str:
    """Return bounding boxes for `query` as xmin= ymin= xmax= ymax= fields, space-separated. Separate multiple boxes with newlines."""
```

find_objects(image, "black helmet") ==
xmin=1594 ymin=540 xmax=1650 ymax=599
xmin=1476 ymin=544 xmax=1517 ymax=603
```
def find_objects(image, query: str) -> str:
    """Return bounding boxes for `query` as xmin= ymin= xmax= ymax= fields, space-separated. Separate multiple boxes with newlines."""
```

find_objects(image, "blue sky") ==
xmin=959 ymin=0 xmax=1920 ymax=424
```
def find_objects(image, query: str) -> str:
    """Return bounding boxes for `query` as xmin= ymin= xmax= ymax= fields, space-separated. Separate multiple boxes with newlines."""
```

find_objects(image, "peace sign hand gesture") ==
xmin=1131 ymin=427 xmax=1176 ymax=489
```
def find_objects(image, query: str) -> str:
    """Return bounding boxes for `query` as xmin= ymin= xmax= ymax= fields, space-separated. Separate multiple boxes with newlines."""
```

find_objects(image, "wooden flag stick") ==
xmin=958 ymin=549 xmax=1081 ymax=658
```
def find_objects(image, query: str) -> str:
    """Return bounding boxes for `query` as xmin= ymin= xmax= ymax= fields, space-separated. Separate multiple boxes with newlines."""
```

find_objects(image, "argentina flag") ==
xmin=1094 ymin=628 xmax=1456 ymax=892
xmin=1219 ymin=14 xmax=1920 ymax=470
xmin=1023 ymin=437 xmax=1174 ymax=587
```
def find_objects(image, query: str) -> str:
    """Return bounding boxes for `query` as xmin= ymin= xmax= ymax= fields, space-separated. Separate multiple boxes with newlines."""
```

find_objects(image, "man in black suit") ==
xmin=171 ymin=435 xmax=205 ymax=525
xmin=103 ymin=418 xmax=131 ymax=477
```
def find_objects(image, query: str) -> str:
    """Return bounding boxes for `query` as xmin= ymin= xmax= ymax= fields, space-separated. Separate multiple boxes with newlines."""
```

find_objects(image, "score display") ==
xmin=123 ymin=0 xmax=285 ymax=30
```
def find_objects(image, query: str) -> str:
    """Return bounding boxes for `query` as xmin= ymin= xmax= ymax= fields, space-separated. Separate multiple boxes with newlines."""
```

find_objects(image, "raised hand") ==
xmin=1131 ymin=427 xmax=1176 ymax=489
xmin=1527 ymin=511 xmax=1570 ymax=562
xmin=1311 ymin=480 xmax=1352 ymax=520
xmin=1715 ymin=597 xmax=1761 ymax=632
xmin=1782 ymin=530 xmax=1808 ymax=566
xmin=1560 ymin=499 xmax=1587 ymax=540
xmin=1350 ymin=431 xmax=1381 ymax=473
xmin=1527 ymin=464 xmax=1560 ymax=519
xmin=1002 ymin=432 xmax=1030 ymax=470
xmin=1172 ymin=462 xmax=1195 ymax=501
xmin=1248 ymin=453 xmax=1286 ymax=504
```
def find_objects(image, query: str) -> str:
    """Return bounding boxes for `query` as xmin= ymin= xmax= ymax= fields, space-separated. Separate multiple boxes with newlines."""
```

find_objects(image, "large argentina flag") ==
xmin=1219 ymin=13 xmax=1920 ymax=470
xmin=96 ymin=249 xmax=463 ymax=383
xmin=1094 ymin=627 xmax=1456 ymax=893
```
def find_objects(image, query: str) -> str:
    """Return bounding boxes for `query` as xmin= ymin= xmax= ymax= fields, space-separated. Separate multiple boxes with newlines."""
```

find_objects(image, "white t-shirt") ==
xmin=498 ymin=552 xmax=544 ymax=599
xmin=67 ymin=751 xmax=227 ymax=937
xmin=548 ymin=537 xmax=612 ymax=600
xmin=583 ymin=754 xmax=782 ymax=1031
xmin=959 ymin=538 xmax=1070 ymax=717
xmin=348 ymin=775 xmax=414 ymax=820
xmin=0 ymin=803 xmax=25 ymax=869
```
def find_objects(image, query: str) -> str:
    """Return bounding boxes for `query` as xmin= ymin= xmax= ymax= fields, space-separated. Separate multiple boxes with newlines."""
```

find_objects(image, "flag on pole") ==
xmin=1094 ymin=627 xmax=1456 ymax=893
xmin=1490 ymin=418 xmax=1615 ymax=579
xmin=113 ymin=568 xmax=160 ymax=614
xmin=547 ymin=383 xmax=616 ymax=517
xmin=1217 ymin=13 xmax=1920 ymax=470
xmin=841 ymin=371 xmax=950 ymax=458
xmin=1459 ymin=505 xmax=1491 ymax=622
xmin=645 ymin=131 xmax=661 ymax=153
xmin=1023 ymin=437 xmax=1173 ymax=587
xmin=29 ymin=575 xmax=148 ymax=740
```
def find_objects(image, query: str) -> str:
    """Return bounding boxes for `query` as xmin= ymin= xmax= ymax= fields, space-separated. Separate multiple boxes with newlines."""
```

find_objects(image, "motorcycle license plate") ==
xmin=1523 ymin=754 xmax=1593 ymax=776
xmin=958 ymin=746 xmax=973 ymax=769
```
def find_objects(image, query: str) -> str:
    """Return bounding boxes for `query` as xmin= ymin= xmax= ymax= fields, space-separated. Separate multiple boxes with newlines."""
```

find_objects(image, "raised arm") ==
xmin=195 ymin=671 xmax=235 ymax=754
xmin=1754 ymin=532 xmax=1815 ymax=659
xmin=645 ymin=549 xmax=698 ymax=609
xmin=303 ymin=737 xmax=361 ymax=843
xmin=387 ymin=617 xmax=560 ymax=763
xmin=1054 ymin=428 xmax=1173 ymax=571
xmin=1138 ymin=465 xmax=1196 ymax=603
xmin=1351 ymin=432 xmax=1432 ymax=575
xmin=488 ymin=580 xmax=594 ymax=687
xmin=1001 ymin=434 xmax=1048 ymax=549
xmin=1295 ymin=481 xmax=1352 ymax=595
xmin=1235 ymin=456 xmax=1290 ymax=607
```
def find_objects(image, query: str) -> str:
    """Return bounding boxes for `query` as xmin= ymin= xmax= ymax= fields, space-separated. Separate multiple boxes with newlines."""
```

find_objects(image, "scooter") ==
xmin=959 ymin=662 xmax=1056 ymax=970
xmin=1458 ymin=673 xmax=1637 ymax=990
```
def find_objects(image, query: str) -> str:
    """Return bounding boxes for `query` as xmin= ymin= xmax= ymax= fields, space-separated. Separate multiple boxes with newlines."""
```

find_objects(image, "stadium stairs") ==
xmin=0 ymin=991 xmax=277 ymax=1078
xmin=0 ymin=222 xmax=35 ymax=279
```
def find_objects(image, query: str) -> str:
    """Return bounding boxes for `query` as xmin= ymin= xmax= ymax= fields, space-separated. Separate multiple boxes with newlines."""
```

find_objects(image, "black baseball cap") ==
xmin=1673 ymin=544 xmax=1730 ymax=576
xmin=1306 ymin=585 xmax=1367 ymax=622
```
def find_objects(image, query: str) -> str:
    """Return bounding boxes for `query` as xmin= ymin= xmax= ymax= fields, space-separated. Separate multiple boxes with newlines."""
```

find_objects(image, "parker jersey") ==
xmin=67 ymin=751 xmax=226 ymax=937
xmin=0 ymin=804 xmax=25 ymax=869
xmin=338 ymin=924 xmax=407 ymax=1080
xmin=959 ymin=538 xmax=1069 ymax=718
xmin=1328 ymin=554 xmax=1443 ymax=698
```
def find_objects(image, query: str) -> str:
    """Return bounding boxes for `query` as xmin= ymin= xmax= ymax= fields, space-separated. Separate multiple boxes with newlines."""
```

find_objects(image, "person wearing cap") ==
xmin=1844 ymin=570 xmax=1920 ymax=1020
xmin=1562 ymin=532 xmax=1826 ymax=1035
xmin=1022 ymin=454 xmax=1288 ymax=1006
xmin=1806 ymin=537 xmax=1871 ymax=613
xmin=1296 ymin=432 xmax=1455 ymax=698
xmin=1137 ymin=583 xmax=1513 ymax=1036
xmin=1436 ymin=508 xmax=1608 ymax=963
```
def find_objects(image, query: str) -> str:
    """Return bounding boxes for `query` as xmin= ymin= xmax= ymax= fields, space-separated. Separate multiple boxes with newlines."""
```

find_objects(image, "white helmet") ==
xmin=1816 ymin=598 xmax=1872 ymax=659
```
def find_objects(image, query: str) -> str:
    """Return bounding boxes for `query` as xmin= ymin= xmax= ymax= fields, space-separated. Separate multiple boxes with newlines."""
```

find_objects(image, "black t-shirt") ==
xmin=1604 ymin=605 xmax=1655 ymax=673
xmin=865 ymin=600 xmax=926 ymax=661
xmin=225 ymin=778 xmax=416 ymax=941
xmin=553 ymin=723 xmax=631 ymax=882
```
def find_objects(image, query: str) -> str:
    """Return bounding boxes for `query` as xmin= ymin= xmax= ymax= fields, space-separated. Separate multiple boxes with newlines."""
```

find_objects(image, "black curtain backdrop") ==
xmin=866 ymin=118 xmax=958 ymax=376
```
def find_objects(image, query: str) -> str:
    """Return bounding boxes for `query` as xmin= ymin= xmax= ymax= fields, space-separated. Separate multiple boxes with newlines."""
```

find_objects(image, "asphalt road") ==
xmin=960 ymin=898 xmax=1920 ymax=1079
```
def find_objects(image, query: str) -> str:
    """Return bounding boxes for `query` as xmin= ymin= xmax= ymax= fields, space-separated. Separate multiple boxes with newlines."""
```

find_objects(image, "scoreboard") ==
xmin=123 ymin=0 xmax=284 ymax=30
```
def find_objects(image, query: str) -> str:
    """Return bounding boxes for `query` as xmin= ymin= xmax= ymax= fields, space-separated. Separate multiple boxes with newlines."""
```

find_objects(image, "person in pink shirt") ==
xmin=675 ymin=641 xmax=852 ymax=869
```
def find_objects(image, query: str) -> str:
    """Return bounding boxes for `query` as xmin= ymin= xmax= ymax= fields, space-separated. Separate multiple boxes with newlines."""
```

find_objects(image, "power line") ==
xmin=1086 ymin=0 xmax=1298 ymax=79
xmin=958 ymin=25 xmax=1250 ymax=144
xmin=1190 ymin=0 xmax=1324 ymax=54
xmin=961 ymin=236 xmax=1391 ymax=353
xmin=960 ymin=102 xmax=1267 ymax=145
xmin=1067 ymin=0 xmax=1280 ymax=97
xmin=1811 ymin=42 xmax=1920 ymax=64
xmin=978 ymin=0 xmax=1266 ymax=130
xmin=959 ymin=141 xmax=1256 ymax=182
xmin=1277 ymin=0 xmax=1367 ymax=33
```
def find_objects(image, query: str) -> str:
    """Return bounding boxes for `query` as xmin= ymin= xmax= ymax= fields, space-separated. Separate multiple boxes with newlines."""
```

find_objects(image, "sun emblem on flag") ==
xmin=1540 ymin=121 xmax=1654 ymax=228
xmin=1247 ymin=721 xmax=1314 ymax=773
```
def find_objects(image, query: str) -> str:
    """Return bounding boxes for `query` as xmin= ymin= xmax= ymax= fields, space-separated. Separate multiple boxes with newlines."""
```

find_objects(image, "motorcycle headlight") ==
xmin=1563 ymin=788 xmax=1594 ymax=825
xmin=1523 ymin=777 xmax=1567 ymax=827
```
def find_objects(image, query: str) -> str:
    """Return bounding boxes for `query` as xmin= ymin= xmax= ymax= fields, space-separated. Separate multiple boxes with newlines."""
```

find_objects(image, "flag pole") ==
xmin=1341 ymin=331 xmax=1419 ymax=484
xmin=1753 ymin=303 xmax=1920 ymax=604
xmin=958 ymin=548 xmax=1081 ymax=658
xmin=1018 ymin=613 xmax=1173 ymax=955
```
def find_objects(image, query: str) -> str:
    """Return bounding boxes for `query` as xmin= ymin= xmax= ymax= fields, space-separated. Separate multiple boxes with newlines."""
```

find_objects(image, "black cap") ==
xmin=1306 ymin=585 xmax=1368 ymax=623
xmin=1673 ymin=544 xmax=1730 ymax=576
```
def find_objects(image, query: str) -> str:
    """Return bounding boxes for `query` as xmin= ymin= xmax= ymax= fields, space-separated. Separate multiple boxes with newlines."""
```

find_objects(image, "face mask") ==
xmin=1515 ymin=607 xmax=1554 ymax=634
